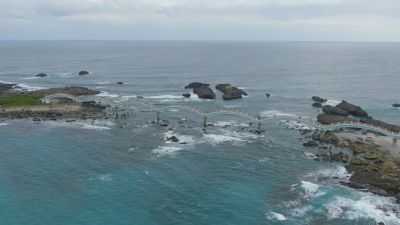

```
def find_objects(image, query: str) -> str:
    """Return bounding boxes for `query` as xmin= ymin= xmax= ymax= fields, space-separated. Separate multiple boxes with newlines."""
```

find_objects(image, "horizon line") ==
xmin=0 ymin=39 xmax=400 ymax=44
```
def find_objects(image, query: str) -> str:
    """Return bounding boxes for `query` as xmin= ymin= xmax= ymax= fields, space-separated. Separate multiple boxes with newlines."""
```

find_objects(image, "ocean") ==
xmin=0 ymin=41 xmax=399 ymax=225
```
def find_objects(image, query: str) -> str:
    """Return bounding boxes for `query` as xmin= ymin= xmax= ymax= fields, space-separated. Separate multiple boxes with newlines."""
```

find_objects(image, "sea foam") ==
xmin=266 ymin=212 xmax=287 ymax=221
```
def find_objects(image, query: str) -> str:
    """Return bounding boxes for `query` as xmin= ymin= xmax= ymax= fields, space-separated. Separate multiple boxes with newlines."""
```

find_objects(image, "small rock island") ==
xmin=0 ymin=82 xmax=106 ymax=121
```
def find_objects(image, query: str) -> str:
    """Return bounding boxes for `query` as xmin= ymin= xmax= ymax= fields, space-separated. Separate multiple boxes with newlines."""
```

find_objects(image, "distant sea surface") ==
xmin=0 ymin=41 xmax=399 ymax=225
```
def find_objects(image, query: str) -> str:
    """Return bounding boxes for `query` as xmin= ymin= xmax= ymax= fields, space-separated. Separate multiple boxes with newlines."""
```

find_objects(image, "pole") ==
xmin=203 ymin=115 xmax=208 ymax=128
xmin=156 ymin=111 xmax=160 ymax=123
xmin=257 ymin=115 xmax=262 ymax=134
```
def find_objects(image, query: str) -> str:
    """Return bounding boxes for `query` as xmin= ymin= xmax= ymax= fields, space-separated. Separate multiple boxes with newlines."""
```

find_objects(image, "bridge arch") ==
xmin=325 ymin=123 xmax=396 ymax=137
xmin=207 ymin=110 xmax=258 ymax=122
xmin=45 ymin=93 xmax=81 ymax=103
xmin=159 ymin=105 xmax=205 ymax=116
xmin=259 ymin=116 xmax=322 ymax=130
xmin=114 ymin=99 xmax=157 ymax=111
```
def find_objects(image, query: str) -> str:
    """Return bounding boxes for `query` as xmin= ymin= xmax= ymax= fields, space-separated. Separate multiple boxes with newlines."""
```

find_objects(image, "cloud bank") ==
xmin=0 ymin=0 xmax=399 ymax=41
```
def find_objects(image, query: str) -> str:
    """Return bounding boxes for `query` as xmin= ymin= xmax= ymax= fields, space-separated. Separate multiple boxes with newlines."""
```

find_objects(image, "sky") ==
xmin=0 ymin=0 xmax=399 ymax=41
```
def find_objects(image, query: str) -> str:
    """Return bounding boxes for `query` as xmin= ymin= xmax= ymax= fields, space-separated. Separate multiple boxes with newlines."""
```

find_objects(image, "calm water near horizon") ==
xmin=0 ymin=41 xmax=399 ymax=225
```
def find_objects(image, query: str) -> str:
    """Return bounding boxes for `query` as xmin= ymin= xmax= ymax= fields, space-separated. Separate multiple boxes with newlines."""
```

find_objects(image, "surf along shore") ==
xmin=1 ymin=81 xmax=399 ymax=205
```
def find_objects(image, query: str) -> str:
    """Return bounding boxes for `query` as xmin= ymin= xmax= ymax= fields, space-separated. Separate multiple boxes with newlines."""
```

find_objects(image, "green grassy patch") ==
xmin=0 ymin=93 xmax=45 ymax=107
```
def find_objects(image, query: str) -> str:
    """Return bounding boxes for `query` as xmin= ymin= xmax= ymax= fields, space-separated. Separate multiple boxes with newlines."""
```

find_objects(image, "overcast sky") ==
xmin=0 ymin=0 xmax=399 ymax=41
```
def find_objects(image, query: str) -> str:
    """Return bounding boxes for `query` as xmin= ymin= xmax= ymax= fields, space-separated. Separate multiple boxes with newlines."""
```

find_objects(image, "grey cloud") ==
xmin=0 ymin=0 xmax=399 ymax=41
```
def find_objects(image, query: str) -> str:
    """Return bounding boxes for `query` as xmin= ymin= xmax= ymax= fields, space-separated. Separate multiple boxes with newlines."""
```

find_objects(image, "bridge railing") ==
xmin=45 ymin=93 xmax=400 ymax=139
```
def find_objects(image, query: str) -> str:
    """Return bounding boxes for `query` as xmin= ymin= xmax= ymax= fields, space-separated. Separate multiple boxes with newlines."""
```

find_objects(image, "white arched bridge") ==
xmin=44 ymin=93 xmax=400 ymax=144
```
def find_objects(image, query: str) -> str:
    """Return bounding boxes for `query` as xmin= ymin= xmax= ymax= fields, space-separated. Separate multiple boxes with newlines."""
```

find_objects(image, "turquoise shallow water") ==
xmin=0 ymin=41 xmax=400 ymax=224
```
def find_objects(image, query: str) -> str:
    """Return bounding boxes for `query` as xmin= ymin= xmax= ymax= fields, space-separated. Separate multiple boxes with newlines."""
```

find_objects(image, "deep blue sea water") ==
xmin=0 ymin=41 xmax=399 ymax=225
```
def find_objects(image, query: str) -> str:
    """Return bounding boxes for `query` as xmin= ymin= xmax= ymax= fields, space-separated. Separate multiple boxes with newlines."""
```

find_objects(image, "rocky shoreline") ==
xmin=310 ymin=131 xmax=400 ymax=204
xmin=307 ymin=97 xmax=400 ymax=204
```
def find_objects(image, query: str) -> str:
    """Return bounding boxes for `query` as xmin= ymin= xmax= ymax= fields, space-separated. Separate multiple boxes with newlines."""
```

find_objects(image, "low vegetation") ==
xmin=0 ymin=93 xmax=45 ymax=107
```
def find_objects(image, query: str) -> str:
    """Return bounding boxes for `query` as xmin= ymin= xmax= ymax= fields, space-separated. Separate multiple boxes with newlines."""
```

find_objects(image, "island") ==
xmin=0 ymin=82 xmax=107 ymax=121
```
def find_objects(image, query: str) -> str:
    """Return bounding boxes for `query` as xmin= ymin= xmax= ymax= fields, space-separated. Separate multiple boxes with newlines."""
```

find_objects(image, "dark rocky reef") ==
xmin=35 ymin=73 xmax=47 ymax=78
xmin=312 ymin=131 xmax=400 ymax=203
xmin=393 ymin=104 xmax=400 ymax=108
xmin=166 ymin=136 xmax=179 ymax=143
xmin=185 ymin=82 xmax=215 ymax=99
xmin=215 ymin=84 xmax=247 ymax=100
xmin=312 ymin=96 xmax=327 ymax=103
xmin=0 ymin=83 xmax=16 ymax=95
xmin=336 ymin=101 xmax=368 ymax=117
xmin=117 ymin=82 xmax=124 ymax=85
xmin=312 ymin=102 xmax=322 ymax=108
xmin=322 ymin=105 xmax=350 ymax=116
xmin=193 ymin=86 xmax=216 ymax=99
xmin=317 ymin=114 xmax=355 ymax=124
xmin=315 ymin=100 xmax=400 ymax=132
xmin=303 ymin=140 xmax=319 ymax=147
xmin=182 ymin=93 xmax=191 ymax=98
xmin=185 ymin=82 xmax=209 ymax=89
xmin=78 ymin=71 xmax=90 ymax=75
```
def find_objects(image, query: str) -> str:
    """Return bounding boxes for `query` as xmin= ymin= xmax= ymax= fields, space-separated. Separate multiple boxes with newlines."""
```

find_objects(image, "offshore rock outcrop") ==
xmin=185 ymin=82 xmax=216 ymax=99
xmin=193 ymin=86 xmax=216 ymax=99
xmin=184 ymin=82 xmax=209 ymax=89
xmin=315 ymin=100 xmax=400 ymax=133
xmin=322 ymin=105 xmax=350 ymax=116
xmin=317 ymin=113 xmax=355 ymax=124
xmin=35 ymin=73 xmax=48 ymax=78
xmin=336 ymin=101 xmax=368 ymax=117
xmin=216 ymin=84 xmax=247 ymax=100
xmin=312 ymin=96 xmax=327 ymax=103
xmin=78 ymin=71 xmax=90 ymax=75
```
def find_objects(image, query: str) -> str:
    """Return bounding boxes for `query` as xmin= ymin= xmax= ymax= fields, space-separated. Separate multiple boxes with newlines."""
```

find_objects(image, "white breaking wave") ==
xmin=164 ymin=131 xmax=195 ymax=145
xmin=214 ymin=120 xmax=250 ymax=127
xmin=44 ymin=120 xmax=114 ymax=131
xmin=266 ymin=212 xmax=287 ymax=221
xmin=0 ymin=123 xmax=9 ymax=126
xmin=146 ymin=95 xmax=183 ymax=99
xmin=97 ymin=91 xmax=119 ymax=98
xmin=90 ymin=174 xmax=113 ymax=182
xmin=325 ymin=194 xmax=400 ymax=224
xmin=260 ymin=110 xmax=297 ymax=117
xmin=80 ymin=124 xmax=111 ymax=130
xmin=152 ymin=146 xmax=183 ymax=156
xmin=152 ymin=131 xmax=197 ymax=156
xmin=22 ymin=76 xmax=42 ymax=80
xmin=203 ymin=134 xmax=244 ymax=144
xmin=95 ymin=81 xmax=112 ymax=85
xmin=14 ymin=83 xmax=46 ymax=91
xmin=306 ymin=165 xmax=351 ymax=181
xmin=299 ymin=181 xmax=326 ymax=198
xmin=323 ymin=99 xmax=342 ymax=107
xmin=0 ymin=80 xmax=14 ymax=84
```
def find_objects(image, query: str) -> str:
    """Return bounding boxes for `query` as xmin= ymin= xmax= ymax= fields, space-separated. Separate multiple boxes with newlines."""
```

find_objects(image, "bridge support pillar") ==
xmin=257 ymin=116 xmax=262 ymax=134
xmin=203 ymin=115 xmax=208 ymax=128
xmin=156 ymin=111 xmax=160 ymax=123
xmin=115 ymin=106 xmax=119 ymax=119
